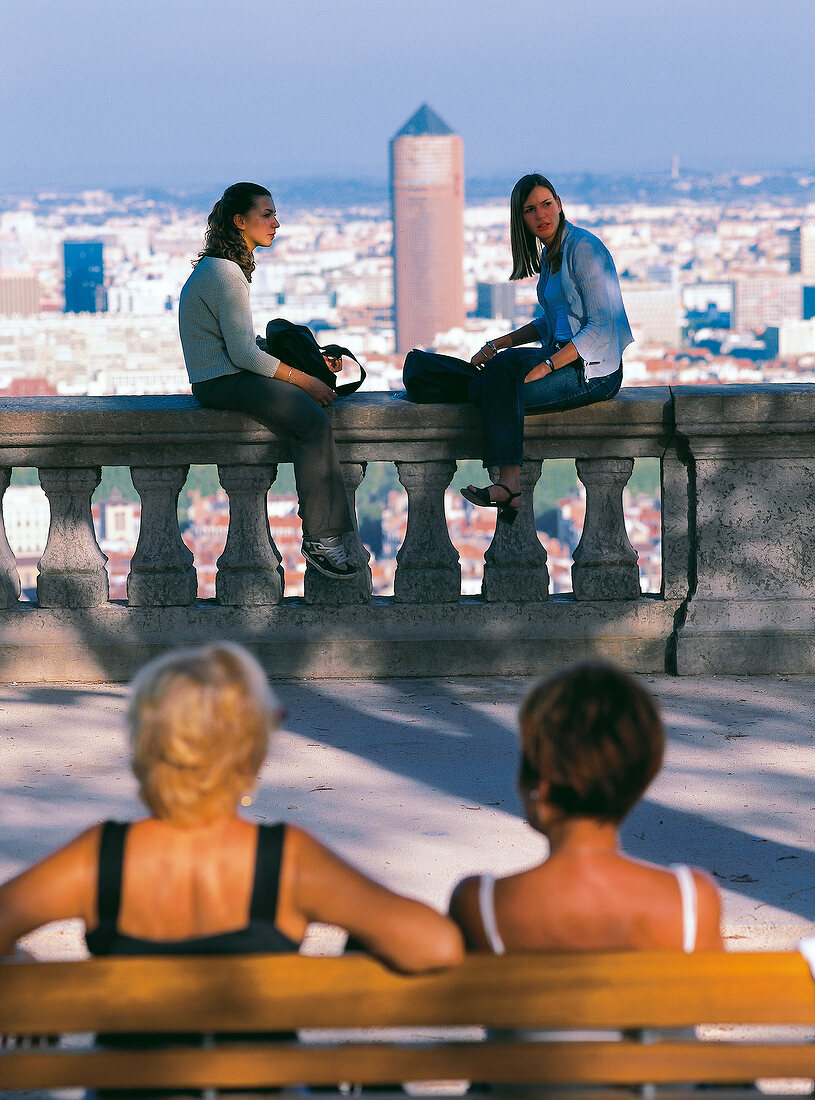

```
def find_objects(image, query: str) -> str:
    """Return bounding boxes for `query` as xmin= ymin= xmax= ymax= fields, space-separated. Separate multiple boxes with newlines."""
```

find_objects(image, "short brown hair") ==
xmin=128 ymin=643 xmax=282 ymax=825
xmin=519 ymin=661 xmax=664 ymax=823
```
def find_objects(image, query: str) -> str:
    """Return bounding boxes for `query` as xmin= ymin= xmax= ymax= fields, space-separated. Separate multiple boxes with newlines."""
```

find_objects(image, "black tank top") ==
xmin=85 ymin=820 xmax=300 ymax=956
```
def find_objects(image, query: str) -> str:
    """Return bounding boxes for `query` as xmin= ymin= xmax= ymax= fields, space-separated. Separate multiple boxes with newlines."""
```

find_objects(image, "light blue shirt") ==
xmin=541 ymin=268 xmax=572 ymax=343
xmin=532 ymin=221 xmax=633 ymax=379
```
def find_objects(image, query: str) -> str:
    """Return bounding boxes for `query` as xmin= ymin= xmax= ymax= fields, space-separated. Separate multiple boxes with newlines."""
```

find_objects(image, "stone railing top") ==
xmin=0 ymin=388 xmax=673 ymax=466
xmin=672 ymin=382 xmax=815 ymax=458
xmin=673 ymin=383 xmax=815 ymax=434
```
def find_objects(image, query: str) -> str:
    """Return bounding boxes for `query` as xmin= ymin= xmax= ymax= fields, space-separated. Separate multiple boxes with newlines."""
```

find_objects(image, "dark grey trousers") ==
xmin=192 ymin=372 xmax=352 ymax=540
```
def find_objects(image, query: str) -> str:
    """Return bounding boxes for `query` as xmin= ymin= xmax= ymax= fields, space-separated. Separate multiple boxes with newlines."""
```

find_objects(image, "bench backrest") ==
xmin=2 ymin=952 xmax=814 ymax=1092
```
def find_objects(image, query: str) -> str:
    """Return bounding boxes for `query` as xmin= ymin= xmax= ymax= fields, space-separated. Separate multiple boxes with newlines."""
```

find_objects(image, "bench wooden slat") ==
xmin=2 ymin=1039 xmax=815 ymax=1090
xmin=2 ymin=952 xmax=814 ymax=1034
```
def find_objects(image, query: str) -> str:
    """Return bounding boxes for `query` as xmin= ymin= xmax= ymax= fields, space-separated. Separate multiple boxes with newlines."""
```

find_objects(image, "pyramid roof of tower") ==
xmin=393 ymin=104 xmax=454 ymax=138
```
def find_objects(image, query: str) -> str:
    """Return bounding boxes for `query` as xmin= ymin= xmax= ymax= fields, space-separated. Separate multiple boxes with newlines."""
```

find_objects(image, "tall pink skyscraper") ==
xmin=390 ymin=105 xmax=464 ymax=354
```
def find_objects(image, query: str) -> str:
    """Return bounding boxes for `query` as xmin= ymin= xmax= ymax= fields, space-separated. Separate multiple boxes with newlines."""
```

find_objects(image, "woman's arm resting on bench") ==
xmin=277 ymin=824 xmax=465 ymax=973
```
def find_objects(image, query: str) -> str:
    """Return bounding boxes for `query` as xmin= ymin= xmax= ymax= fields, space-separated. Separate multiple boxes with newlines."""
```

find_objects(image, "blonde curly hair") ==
xmin=128 ymin=643 xmax=282 ymax=825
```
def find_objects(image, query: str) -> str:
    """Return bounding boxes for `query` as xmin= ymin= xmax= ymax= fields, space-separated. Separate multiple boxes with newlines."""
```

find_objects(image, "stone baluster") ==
xmin=128 ymin=466 xmax=197 ymax=607
xmin=572 ymin=458 xmax=640 ymax=600
xmin=304 ymin=462 xmax=373 ymax=605
xmin=0 ymin=468 xmax=21 ymax=607
xmin=37 ymin=467 xmax=108 ymax=607
xmin=394 ymin=460 xmax=460 ymax=603
xmin=482 ymin=460 xmax=549 ymax=602
xmin=216 ymin=464 xmax=284 ymax=606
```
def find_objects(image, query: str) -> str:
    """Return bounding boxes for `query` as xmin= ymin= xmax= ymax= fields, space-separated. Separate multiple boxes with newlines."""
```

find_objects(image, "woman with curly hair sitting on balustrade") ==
xmin=0 ymin=642 xmax=463 ymax=972
xmin=179 ymin=181 xmax=357 ymax=581
xmin=450 ymin=661 xmax=722 ymax=953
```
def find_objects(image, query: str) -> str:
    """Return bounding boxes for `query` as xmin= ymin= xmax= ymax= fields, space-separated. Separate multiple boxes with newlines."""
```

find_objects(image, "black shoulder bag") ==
xmin=257 ymin=318 xmax=366 ymax=396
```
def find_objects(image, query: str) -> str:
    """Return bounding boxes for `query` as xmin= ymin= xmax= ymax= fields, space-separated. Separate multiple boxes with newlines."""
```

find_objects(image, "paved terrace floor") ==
xmin=2 ymin=674 xmax=814 ymax=958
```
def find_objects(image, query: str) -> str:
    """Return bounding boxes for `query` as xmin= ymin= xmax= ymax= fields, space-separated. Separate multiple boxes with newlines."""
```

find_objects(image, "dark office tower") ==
xmin=64 ymin=241 xmax=105 ymax=313
xmin=475 ymin=281 xmax=516 ymax=322
xmin=804 ymin=286 xmax=815 ymax=321
xmin=391 ymin=104 xmax=464 ymax=353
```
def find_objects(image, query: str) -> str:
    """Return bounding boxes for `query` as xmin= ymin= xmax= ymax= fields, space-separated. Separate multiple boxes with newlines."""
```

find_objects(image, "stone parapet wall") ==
xmin=0 ymin=385 xmax=811 ymax=681
xmin=673 ymin=385 xmax=815 ymax=673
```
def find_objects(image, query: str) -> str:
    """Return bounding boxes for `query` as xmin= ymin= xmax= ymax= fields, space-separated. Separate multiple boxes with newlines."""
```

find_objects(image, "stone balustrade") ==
xmin=0 ymin=385 xmax=811 ymax=681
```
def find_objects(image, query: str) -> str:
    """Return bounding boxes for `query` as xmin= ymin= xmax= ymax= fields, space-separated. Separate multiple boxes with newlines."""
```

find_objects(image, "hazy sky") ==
xmin=2 ymin=0 xmax=814 ymax=192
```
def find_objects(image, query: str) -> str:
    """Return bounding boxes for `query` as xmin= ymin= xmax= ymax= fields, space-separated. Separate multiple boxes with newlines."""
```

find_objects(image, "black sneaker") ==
xmin=302 ymin=536 xmax=359 ymax=580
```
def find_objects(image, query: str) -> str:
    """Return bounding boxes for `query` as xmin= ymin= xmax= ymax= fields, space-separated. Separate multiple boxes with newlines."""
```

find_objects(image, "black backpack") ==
xmin=257 ymin=318 xmax=366 ymax=396
xmin=402 ymin=349 xmax=480 ymax=404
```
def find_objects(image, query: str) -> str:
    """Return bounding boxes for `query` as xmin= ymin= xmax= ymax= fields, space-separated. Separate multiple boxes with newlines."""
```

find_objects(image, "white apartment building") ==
xmin=779 ymin=318 xmax=815 ymax=357
xmin=2 ymin=485 xmax=50 ymax=556
xmin=682 ymin=282 xmax=733 ymax=313
xmin=621 ymin=282 xmax=683 ymax=348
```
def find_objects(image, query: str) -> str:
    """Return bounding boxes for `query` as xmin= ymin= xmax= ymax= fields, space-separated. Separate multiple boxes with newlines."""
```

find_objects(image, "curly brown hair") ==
xmin=193 ymin=182 xmax=272 ymax=282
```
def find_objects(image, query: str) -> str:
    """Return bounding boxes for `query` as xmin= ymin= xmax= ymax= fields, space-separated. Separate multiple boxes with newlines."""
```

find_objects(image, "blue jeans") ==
xmin=467 ymin=348 xmax=623 ymax=467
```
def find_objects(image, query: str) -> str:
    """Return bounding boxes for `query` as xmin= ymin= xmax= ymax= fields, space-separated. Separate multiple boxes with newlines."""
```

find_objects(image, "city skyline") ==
xmin=2 ymin=0 xmax=814 ymax=192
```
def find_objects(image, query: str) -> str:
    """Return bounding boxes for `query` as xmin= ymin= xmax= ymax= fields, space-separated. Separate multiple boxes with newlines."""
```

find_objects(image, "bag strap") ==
xmin=320 ymin=343 xmax=366 ymax=397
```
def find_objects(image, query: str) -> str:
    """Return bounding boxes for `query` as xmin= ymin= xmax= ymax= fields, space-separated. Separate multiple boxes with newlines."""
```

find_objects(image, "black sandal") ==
xmin=460 ymin=482 xmax=521 ymax=526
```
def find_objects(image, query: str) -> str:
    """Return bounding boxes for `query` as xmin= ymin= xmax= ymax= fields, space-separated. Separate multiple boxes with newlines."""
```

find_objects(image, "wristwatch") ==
xmin=543 ymin=358 xmax=555 ymax=373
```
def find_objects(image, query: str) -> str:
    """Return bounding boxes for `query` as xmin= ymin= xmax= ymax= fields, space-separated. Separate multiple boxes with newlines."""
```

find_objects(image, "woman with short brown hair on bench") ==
xmin=0 ymin=643 xmax=463 ymax=973
xmin=450 ymin=661 xmax=722 ymax=953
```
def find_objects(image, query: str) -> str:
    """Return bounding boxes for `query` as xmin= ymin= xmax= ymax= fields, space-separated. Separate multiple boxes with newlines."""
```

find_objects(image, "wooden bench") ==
xmin=2 ymin=951 xmax=814 ymax=1096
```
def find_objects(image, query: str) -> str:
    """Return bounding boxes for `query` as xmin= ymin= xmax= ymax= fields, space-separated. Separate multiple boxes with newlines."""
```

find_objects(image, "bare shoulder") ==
xmin=0 ymin=823 xmax=105 ymax=954
xmin=281 ymin=821 xmax=323 ymax=863
xmin=2 ymin=823 xmax=103 ymax=888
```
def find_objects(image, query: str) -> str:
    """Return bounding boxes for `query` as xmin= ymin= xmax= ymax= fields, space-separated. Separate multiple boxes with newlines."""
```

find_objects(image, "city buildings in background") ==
xmin=390 ymin=104 xmax=465 ymax=353
xmin=789 ymin=223 xmax=815 ymax=279
xmin=63 ymin=241 xmax=105 ymax=313
xmin=3 ymin=171 xmax=815 ymax=391
xmin=732 ymin=274 xmax=803 ymax=332
xmin=3 ymin=165 xmax=815 ymax=596
xmin=474 ymin=280 xmax=516 ymax=323
xmin=621 ymin=280 xmax=683 ymax=348
xmin=0 ymin=270 xmax=40 ymax=316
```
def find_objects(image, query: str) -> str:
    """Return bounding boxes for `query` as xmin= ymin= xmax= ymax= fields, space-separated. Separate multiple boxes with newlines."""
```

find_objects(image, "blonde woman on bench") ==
xmin=0 ymin=643 xmax=463 ymax=973
xmin=450 ymin=661 xmax=722 ymax=953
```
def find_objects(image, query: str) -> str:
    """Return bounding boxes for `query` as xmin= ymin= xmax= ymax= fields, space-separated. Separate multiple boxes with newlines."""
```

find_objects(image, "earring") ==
xmin=240 ymin=793 xmax=253 ymax=808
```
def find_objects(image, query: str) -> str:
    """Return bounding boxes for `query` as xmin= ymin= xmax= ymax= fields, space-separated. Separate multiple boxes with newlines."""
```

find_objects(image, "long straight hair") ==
xmin=193 ymin=182 xmax=271 ymax=282
xmin=509 ymin=173 xmax=566 ymax=279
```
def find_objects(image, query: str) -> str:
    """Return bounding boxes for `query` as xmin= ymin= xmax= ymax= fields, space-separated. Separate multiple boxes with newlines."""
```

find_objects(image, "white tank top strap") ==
xmin=670 ymin=863 xmax=698 ymax=953
xmin=477 ymin=873 xmax=506 ymax=955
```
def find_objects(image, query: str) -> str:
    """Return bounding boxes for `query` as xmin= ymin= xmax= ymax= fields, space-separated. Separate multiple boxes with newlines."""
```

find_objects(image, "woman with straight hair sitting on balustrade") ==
xmin=179 ymin=181 xmax=357 ymax=581
xmin=462 ymin=173 xmax=633 ymax=525
xmin=450 ymin=661 xmax=722 ymax=953
xmin=0 ymin=642 xmax=463 ymax=973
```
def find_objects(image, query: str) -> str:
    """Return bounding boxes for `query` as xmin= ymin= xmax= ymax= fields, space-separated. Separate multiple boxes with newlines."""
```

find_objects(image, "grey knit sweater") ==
xmin=178 ymin=256 xmax=280 ymax=384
